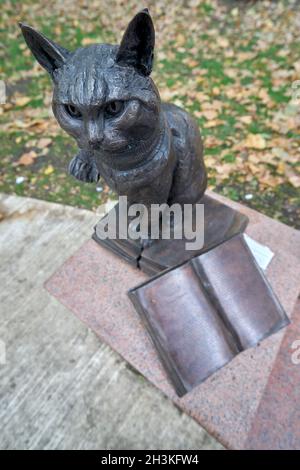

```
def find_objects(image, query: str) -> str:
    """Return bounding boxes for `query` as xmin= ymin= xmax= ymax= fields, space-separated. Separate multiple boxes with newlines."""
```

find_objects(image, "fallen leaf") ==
xmin=44 ymin=165 xmax=54 ymax=175
xmin=204 ymin=156 xmax=217 ymax=167
xmin=246 ymin=163 xmax=261 ymax=175
xmin=17 ymin=151 xmax=37 ymax=166
xmin=204 ymin=119 xmax=225 ymax=128
xmin=293 ymin=61 xmax=300 ymax=73
xmin=276 ymin=161 xmax=286 ymax=175
xmin=204 ymin=135 xmax=222 ymax=148
xmin=258 ymin=89 xmax=273 ymax=107
xmin=247 ymin=153 xmax=261 ymax=164
xmin=271 ymin=147 xmax=291 ymax=160
xmin=37 ymin=138 xmax=52 ymax=149
xmin=38 ymin=148 xmax=50 ymax=156
xmin=288 ymin=175 xmax=300 ymax=188
xmin=200 ymin=110 xmax=218 ymax=120
xmin=183 ymin=58 xmax=199 ymax=68
xmin=215 ymin=163 xmax=233 ymax=175
xmin=236 ymin=51 xmax=256 ymax=61
xmin=224 ymin=49 xmax=234 ymax=58
xmin=81 ymin=37 xmax=97 ymax=46
xmin=14 ymin=96 xmax=31 ymax=107
xmin=240 ymin=116 xmax=252 ymax=125
xmin=25 ymin=139 xmax=37 ymax=148
xmin=212 ymin=87 xmax=220 ymax=96
xmin=3 ymin=103 xmax=13 ymax=111
xmin=243 ymin=134 xmax=267 ymax=150
xmin=176 ymin=33 xmax=186 ymax=46
xmin=159 ymin=89 xmax=179 ymax=101
xmin=256 ymin=152 xmax=276 ymax=164
xmin=6 ymin=119 xmax=47 ymax=131
xmin=194 ymin=91 xmax=210 ymax=102
xmin=201 ymin=100 xmax=223 ymax=112
xmin=217 ymin=38 xmax=229 ymax=48
xmin=259 ymin=172 xmax=282 ymax=188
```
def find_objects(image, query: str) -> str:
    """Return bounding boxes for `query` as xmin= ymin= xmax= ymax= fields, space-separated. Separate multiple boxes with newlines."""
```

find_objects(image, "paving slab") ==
xmin=45 ymin=190 xmax=300 ymax=449
xmin=0 ymin=193 xmax=221 ymax=450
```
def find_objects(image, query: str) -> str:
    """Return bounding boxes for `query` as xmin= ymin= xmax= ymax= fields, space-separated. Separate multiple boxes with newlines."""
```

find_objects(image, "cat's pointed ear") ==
xmin=116 ymin=9 xmax=155 ymax=76
xmin=19 ymin=23 xmax=69 ymax=79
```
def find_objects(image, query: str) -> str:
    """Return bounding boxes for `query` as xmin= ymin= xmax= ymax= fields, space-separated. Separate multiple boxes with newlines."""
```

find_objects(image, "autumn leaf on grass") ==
xmin=259 ymin=172 xmax=284 ymax=188
xmin=204 ymin=119 xmax=225 ymax=128
xmin=204 ymin=135 xmax=222 ymax=148
xmin=81 ymin=36 xmax=103 ymax=46
xmin=44 ymin=165 xmax=54 ymax=175
xmin=6 ymin=119 xmax=48 ymax=132
xmin=288 ymin=175 xmax=300 ymax=188
xmin=81 ymin=37 xmax=98 ymax=46
xmin=175 ymin=33 xmax=186 ymax=47
xmin=240 ymin=116 xmax=252 ymax=125
xmin=182 ymin=57 xmax=199 ymax=68
xmin=14 ymin=96 xmax=31 ymax=107
xmin=215 ymin=164 xmax=234 ymax=181
xmin=38 ymin=148 xmax=50 ymax=157
xmin=37 ymin=138 xmax=52 ymax=149
xmin=200 ymin=110 xmax=218 ymax=121
xmin=271 ymin=147 xmax=290 ymax=161
xmin=243 ymin=134 xmax=267 ymax=150
xmin=217 ymin=37 xmax=230 ymax=48
xmin=236 ymin=51 xmax=257 ymax=62
xmin=276 ymin=161 xmax=286 ymax=176
xmin=205 ymin=156 xmax=217 ymax=168
xmin=159 ymin=88 xmax=180 ymax=101
xmin=201 ymin=100 xmax=223 ymax=112
xmin=17 ymin=151 xmax=37 ymax=166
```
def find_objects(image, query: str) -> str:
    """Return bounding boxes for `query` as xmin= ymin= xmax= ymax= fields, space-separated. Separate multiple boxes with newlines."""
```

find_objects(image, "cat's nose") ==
xmin=87 ymin=120 xmax=104 ymax=149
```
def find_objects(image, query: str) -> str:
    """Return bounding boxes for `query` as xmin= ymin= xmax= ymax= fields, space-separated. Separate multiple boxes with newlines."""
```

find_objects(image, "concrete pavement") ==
xmin=0 ymin=193 xmax=221 ymax=450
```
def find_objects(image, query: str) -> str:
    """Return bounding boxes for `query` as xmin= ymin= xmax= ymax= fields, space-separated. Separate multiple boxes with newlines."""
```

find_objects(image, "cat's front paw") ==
xmin=68 ymin=154 xmax=99 ymax=183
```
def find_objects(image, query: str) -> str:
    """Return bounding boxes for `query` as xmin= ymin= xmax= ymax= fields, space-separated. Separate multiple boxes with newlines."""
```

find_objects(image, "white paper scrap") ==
xmin=244 ymin=234 xmax=274 ymax=271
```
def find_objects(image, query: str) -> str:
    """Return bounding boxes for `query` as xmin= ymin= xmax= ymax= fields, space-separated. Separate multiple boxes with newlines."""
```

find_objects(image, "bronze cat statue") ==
xmin=19 ymin=9 xmax=207 ymax=211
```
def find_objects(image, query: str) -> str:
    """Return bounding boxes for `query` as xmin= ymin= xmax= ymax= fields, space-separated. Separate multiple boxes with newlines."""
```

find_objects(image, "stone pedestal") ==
xmin=45 ymin=191 xmax=300 ymax=449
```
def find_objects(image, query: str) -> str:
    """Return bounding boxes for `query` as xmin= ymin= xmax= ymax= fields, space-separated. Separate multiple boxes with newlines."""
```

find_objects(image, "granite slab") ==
xmin=45 ymin=191 xmax=300 ymax=449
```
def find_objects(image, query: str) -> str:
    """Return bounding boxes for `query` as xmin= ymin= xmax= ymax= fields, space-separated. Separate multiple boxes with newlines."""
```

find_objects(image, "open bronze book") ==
xmin=128 ymin=234 xmax=289 ymax=396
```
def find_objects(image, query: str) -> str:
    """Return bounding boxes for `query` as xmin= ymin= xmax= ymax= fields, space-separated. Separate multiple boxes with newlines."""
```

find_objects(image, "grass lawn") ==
xmin=0 ymin=0 xmax=299 ymax=227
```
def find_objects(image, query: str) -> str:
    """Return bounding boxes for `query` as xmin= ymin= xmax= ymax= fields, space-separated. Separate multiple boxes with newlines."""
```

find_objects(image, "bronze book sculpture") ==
xmin=129 ymin=235 xmax=289 ymax=396
xmin=19 ymin=9 xmax=289 ymax=396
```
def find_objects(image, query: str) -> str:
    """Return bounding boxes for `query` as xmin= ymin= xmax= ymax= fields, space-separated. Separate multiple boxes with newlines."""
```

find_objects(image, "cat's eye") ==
xmin=65 ymin=104 xmax=82 ymax=119
xmin=105 ymin=100 xmax=124 ymax=116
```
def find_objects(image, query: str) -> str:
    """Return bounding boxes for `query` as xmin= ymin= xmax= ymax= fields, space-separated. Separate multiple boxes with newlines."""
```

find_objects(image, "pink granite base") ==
xmin=45 ymin=192 xmax=300 ymax=449
xmin=245 ymin=299 xmax=300 ymax=450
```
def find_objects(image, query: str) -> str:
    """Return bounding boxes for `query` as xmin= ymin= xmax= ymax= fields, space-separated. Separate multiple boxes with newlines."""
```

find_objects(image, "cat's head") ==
xmin=19 ymin=10 xmax=161 ymax=163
